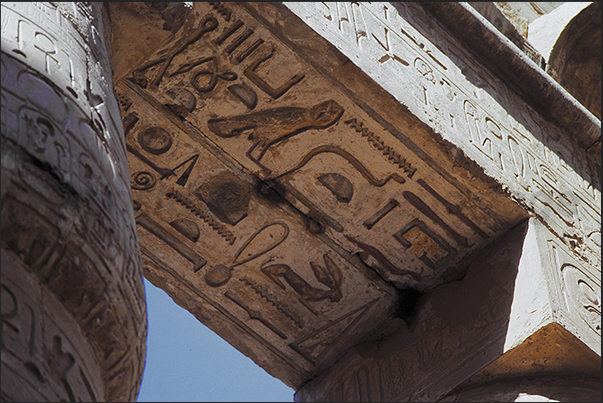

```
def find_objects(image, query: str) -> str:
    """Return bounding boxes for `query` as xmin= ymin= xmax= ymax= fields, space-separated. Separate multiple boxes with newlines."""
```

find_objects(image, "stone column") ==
xmin=1 ymin=3 xmax=147 ymax=401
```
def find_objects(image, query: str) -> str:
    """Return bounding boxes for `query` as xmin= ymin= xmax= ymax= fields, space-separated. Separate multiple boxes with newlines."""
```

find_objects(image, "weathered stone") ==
xmin=294 ymin=219 xmax=600 ymax=401
xmin=4 ymin=2 xmax=598 ymax=401
xmin=104 ymin=1 xmax=600 ymax=397
xmin=1 ymin=2 xmax=147 ymax=401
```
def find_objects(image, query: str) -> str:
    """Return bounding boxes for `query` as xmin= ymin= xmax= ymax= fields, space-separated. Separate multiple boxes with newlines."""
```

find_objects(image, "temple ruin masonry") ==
xmin=1 ymin=2 xmax=600 ymax=401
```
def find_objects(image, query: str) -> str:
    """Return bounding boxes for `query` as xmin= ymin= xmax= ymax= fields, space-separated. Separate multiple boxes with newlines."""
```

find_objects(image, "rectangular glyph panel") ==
xmin=119 ymin=82 xmax=396 ymax=386
xmin=118 ymin=1 xmax=527 ymax=295
xmin=282 ymin=2 xmax=601 ymax=269
xmin=110 ymin=1 xmax=598 ymax=387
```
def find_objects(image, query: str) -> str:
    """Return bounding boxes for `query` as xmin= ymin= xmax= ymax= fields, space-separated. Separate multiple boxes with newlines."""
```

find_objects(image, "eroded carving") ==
xmin=136 ymin=213 xmax=207 ymax=272
xmin=289 ymin=298 xmax=378 ymax=364
xmin=238 ymin=277 xmax=305 ymax=329
xmin=317 ymin=173 xmax=354 ymax=203
xmin=393 ymin=218 xmax=457 ymax=269
xmin=262 ymin=254 xmax=343 ymax=303
xmin=225 ymin=290 xmax=287 ymax=339
xmin=194 ymin=171 xmax=250 ymax=226
xmin=136 ymin=16 xmax=219 ymax=88
xmin=166 ymin=187 xmax=236 ymax=244
xmin=207 ymin=100 xmax=344 ymax=173
xmin=363 ymin=199 xmax=400 ymax=230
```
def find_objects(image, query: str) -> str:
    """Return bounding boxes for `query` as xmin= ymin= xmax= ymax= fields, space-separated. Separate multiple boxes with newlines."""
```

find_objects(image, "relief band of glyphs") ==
xmin=283 ymin=2 xmax=601 ymax=268
xmin=122 ymin=2 xmax=525 ymax=290
xmin=120 ymin=80 xmax=393 ymax=381
xmin=114 ymin=2 xmax=598 ymax=386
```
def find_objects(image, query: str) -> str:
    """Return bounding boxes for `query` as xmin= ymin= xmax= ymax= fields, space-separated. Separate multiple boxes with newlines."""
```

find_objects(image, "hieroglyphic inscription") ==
xmin=289 ymin=298 xmax=379 ymax=365
xmin=345 ymin=118 xmax=416 ymax=178
xmin=225 ymin=290 xmax=288 ymax=340
xmin=123 ymin=60 xmax=396 ymax=382
xmin=136 ymin=213 xmax=207 ymax=272
xmin=239 ymin=277 xmax=305 ymax=329
xmin=363 ymin=199 xmax=400 ymax=230
xmin=284 ymin=2 xmax=600 ymax=267
xmin=274 ymin=145 xmax=407 ymax=186
xmin=207 ymin=100 xmax=344 ymax=173
xmin=262 ymin=254 xmax=343 ymax=303
xmin=393 ymin=219 xmax=456 ymax=269
xmin=542 ymin=226 xmax=601 ymax=351
xmin=166 ymin=187 xmax=237 ymax=244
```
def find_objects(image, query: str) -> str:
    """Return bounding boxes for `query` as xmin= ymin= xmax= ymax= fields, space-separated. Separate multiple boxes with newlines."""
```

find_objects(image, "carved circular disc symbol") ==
xmin=204 ymin=264 xmax=232 ymax=287
xmin=138 ymin=127 xmax=173 ymax=155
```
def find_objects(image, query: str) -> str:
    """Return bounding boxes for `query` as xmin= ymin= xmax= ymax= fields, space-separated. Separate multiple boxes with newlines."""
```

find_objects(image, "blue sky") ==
xmin=137 ymin=278 xmax=294 ymax=402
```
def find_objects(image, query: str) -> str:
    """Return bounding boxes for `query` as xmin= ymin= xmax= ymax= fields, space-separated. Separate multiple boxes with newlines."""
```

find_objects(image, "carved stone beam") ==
xmin=295 ymin=219 xmax=601 ymax=401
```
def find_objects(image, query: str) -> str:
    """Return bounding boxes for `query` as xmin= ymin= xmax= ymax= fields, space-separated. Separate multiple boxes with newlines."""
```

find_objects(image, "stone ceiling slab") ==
xmin=108 ymin=2 xmax=599 ymax=388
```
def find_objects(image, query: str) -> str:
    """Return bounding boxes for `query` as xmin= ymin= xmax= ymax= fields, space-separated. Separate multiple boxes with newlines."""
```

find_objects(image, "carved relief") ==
xmin=136 ymin=16 xmax=219 ymax=88
xmin=136 ymin=213 xmax=207 ymax=273
xmin=202 ymin=221 xmax=289 ymax=287
xmin=561 ymin=264 xmax=601 ymax=334
xmin=194 ymin=171 xmax=250 ymax=226
xmin=262 ymin=254 xmax=343 ymax=303
xmin=112 ymin=1 xmax=597 ymax=390
xmin=289 ymin=299 xmax=379 ymax=365
xmin=284 ymin=1 xmax=600 ymax=269
xmin=317 ymin=173 xmax=354 ymax=203
xmin=207 ymin=101 xmax=344 ymax=173
xmin=393 ymin=219 xmax=456 ymax=270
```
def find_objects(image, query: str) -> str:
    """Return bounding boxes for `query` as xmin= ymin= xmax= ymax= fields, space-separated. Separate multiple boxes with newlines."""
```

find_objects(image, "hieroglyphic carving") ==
xmin=284 ymin=2 xmax=600 ymax=267
xmin=2 ymin=4 xmax=146 ymax=400
xmin=417 ymin=179 xmax=487 ymax=239
xmin=243 ymin=45 xmax=306 ymax=99
xmin=345 ymin=118 xmax=416 ymax=178
xmin=130 ymin=171 xmax=156 ymax=191
xmin=194 ymin=171 xmax=250 ymax=226
xmin=207 ymin=100 xmax=344 ymax=173
xmin=169 ymin=55 xmax=237 ymax=94
xmin=238 ymin=277 xmax=305 ymax=329
xmin=136 ymin=16 xmax=219 ymax=88
xmin=289 ymin=298 xmax=379 ymax=365
xmin=561 ymin=264 xmax=601 ymax=334
xmin=363 ymin=199 xmax=399 ymax=230
xmin=227 ymin=84 xmax=258 ymax=110
xmin=274 ymin=145 xmax=406 ymax=186
xmin=403 ymin=191 xmax=469 ymax=248
xmin=393 ymin=218 xmax=456 ymax=269
xmin=1 ymin=275 xmax=101 ymax=402
xmin=136 ymin=213 xmax=207 ymax=272
xmin=225 ymin=290 xmax=287 ymax=339
xmin=165 ymin=187 xmax=236 ymax=244
xmin=169 ymin=218 xmax=200 ymax=243
xmin=126 ymin=124 xmax=200 ymax=187
xmin=345 ymin=235 xmax=422 ymax=282
xmin=262 ymin=254 xmax=343 ymax=303
xmin=202 ymin=221 xmax=290 ymax=287
xmin=317 ymin=173 xmax=354 ymax=203
xmin=544 ymin=229 xmax=601 ymax=345
xmin=138 ymin=127 xmax=173 ymax=155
